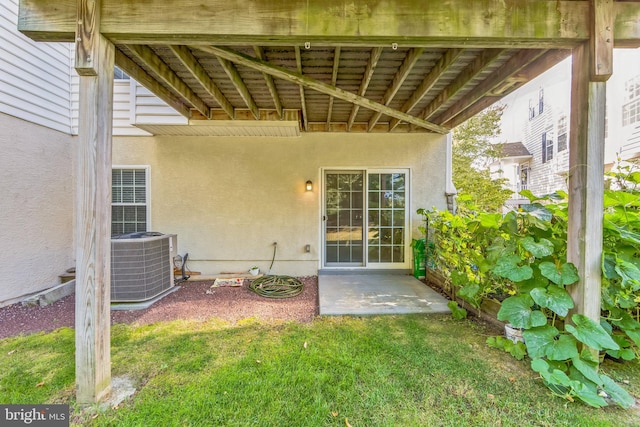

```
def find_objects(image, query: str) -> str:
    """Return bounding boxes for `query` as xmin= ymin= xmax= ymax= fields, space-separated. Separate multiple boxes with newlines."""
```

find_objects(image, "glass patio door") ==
xmin=323 ymin=170 xmax=408 ymax=268
xmin=324 ymin=171 xmax=365 ymax=266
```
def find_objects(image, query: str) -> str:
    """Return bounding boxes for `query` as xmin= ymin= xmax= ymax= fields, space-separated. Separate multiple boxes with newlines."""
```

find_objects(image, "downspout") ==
xmin=444 ymin=132 xmax=457 ymax=213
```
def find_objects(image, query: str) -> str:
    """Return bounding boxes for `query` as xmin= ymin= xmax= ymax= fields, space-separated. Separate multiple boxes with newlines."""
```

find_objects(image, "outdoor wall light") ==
xmin=305 ymin=180 xmax=313 ymax=191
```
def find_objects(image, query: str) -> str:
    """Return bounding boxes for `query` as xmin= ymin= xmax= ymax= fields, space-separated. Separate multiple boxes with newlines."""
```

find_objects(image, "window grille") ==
xmin=112 ymin=168 xmax=148 ymax=236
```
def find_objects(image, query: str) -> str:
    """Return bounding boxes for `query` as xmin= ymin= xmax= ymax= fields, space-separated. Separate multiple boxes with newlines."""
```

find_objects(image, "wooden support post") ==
xmin=567 ymin=41 xmax=605 ymax=325
xmin=75 ymin=1 xmax=114 ymax=402
xmin=590 ymin=0 xmax=614 ymax=81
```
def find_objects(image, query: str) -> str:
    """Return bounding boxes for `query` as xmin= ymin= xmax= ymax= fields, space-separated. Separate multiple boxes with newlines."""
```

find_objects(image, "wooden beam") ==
xmin=591 ymin=0 xmax=614 ymax=81
xmin=389 ymin=48 xmax=465 ymax=131
xmin=75 ymin=32 xmax=114 ymax=405
xmin=169 ymin=45 xmax=234 ymax=119
xmin=368 ymin=47 xmax=424 ymax=131
xmin=200 ymin=46 xmax=449 ymax=134
xmin=295 ymin=46 xmax=309 ymax=132
xmin=216 ymin=56 xmax=259 ymax=120
xmin=307 ymin=122 xmax=424 ymax=133
xmin=614 ymin=1 xmax=640 ymax=48
xmin=436 ymin=49 xmax=547 ymax=126
xmin=347 ymin=47 xmax=382 ymax=132
xmin=445 ymin=49 xmax=572 ymax=128
xmin=114 ymin=50 xmax=191 ymax=118
xmin=326 ymin=47 xmax=341 ymax=131
xmin=126 ymin=44 xmax=210 ymax=118
xmin=419 ymin=49 xmax=505 ymax=122
xmin=24 ymin=0 xmax=637 ymax=47
xmin=567 ymin=41 xmax=604 ymax=327
xmin=75 ymin=0 xmax=100 ymax=76
xmin=253 ymin=46 xmax=283 ymax=118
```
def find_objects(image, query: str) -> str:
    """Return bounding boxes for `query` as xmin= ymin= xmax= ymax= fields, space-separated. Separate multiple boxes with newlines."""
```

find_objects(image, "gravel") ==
xmin=0 ymin=276 xmax=318 ymax=339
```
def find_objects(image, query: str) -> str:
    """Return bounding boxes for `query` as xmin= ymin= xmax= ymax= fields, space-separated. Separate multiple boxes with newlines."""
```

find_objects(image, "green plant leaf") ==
xmin=572 ymin=381 xmax=608 ymax=408
xmin=497 ymin=295 xmax=547 ymax=329
xmin=457 ymin=284 xmax=480 ymax=306
xmin=571 ymin=352 xmax=603 ymax=386
xmin=628 ymin=171 xmax=640 ymax=184
xmin=609 ymin=308 xmax=640 ymax=331
xmin=450 ymin=270 xmax=468 ymax=287
xmin=522 ymin=325 xmax=558 ymax=359
xmin=565 ymin=314 xmax=620 ymax=351
xmin=447 ymin=301 xmax=467 ymax=320
xmin=617 ymin=228 xmax=640 ymax=246
xmin=486 ymin=336 xmax=527 ymax=360
xmin=546 ymin=334 xmax=579 ymax=361
xmin=614 ymin=259 xmax=640 ymax=289
xmin=600 ymin=374 xmax=635 ymax=408
xmin=530 ymin=286 xmax=574 ymax=317
xmin=521 ymin=236 xmax=554 ymax=258
xmin=521 ymin=203 xmax=553 ymax=222
xmin=493 ymin=255 xmax=533 ymax=282
xmin=539 ymin=262 xmax=580 ymax=286
xmin=519 ymin=189 xmax=539 ymax=202
xmin=623 ymin=329 xmax=640 ymax=348
xmin=478 ymin=213 xmax=502 ymax=229
xmin=604 ymin=190 xmax=640 ymax=208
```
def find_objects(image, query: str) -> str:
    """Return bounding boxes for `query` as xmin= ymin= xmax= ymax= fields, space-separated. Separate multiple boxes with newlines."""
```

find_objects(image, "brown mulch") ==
xmin=0 ymin=276 xmax=318 ymax=340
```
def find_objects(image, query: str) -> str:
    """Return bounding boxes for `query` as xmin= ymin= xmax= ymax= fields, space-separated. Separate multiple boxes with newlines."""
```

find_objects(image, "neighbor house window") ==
xmin=557 ymin=115 xmax=568 ymax=152
xmin=542 ymin=131 xmax=554 ymax=163
xmin=114 ymin=66 xmax=130 ymax=80
xmin=528 ymin=99 xmax=536 ymax=120
xmin=112 ymin=167 xmax=149 ymax=236
xmin=622 ymin=75 xmax=640 ymax=127
xmin=517 ymin=163 xmax=530 ymax=193
xmin=538 ymin=88 xmax=544 ymax=115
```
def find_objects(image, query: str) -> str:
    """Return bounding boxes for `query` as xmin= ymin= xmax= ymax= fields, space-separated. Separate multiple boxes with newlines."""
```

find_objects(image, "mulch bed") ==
xmin=0 ymin=277 xmax=318 ymax=340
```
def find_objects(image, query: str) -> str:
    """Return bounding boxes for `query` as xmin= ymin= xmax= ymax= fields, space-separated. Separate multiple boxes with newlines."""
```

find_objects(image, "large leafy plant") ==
xmin=421 ymin=165 xmax=640 ymax=408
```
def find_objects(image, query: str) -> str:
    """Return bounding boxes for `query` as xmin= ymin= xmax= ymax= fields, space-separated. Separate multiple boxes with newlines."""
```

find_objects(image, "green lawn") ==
xmin=1 ymin=315 xmax=639 ymax=426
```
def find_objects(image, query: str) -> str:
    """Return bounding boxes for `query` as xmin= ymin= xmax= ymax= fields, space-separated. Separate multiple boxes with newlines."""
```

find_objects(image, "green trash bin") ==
xmin=411 ymin=238 xmax=426 ymax=279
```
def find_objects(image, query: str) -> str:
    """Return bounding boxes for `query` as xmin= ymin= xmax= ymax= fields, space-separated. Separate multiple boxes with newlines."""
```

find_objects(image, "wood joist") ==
xmin=19 ymin=0 xmax=640 ymax=133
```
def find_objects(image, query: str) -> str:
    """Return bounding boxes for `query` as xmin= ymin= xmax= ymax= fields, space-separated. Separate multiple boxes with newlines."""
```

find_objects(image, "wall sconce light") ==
xmin=305 ymin=180 xmax=313 ymax=191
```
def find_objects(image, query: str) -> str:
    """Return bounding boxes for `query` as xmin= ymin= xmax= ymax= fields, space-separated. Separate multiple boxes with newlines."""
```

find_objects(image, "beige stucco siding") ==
xmin=113 ymin=132 xmax=447 ymax=276
xmin=0 ymin=113 xmax=75 ymax=305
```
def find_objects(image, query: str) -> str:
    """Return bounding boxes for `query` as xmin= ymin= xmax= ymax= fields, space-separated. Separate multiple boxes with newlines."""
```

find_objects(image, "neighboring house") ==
xmin=492 ymin=49 xmax=640 ymax=206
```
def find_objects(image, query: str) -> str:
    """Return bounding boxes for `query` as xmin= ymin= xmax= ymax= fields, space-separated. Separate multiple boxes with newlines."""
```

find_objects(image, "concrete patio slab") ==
xmin=319 ymin=274 xmax=451 ymax=316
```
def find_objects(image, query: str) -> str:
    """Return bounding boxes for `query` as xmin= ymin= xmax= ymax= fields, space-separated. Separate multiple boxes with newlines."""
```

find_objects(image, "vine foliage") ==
xmin=420 ymin=164 xmax=640 ymax=408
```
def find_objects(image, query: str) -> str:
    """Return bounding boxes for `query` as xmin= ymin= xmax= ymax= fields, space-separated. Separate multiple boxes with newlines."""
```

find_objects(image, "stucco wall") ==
xmin=113 ymin=132 xmax=448 ymax=276
xmin=0 ymin=113 xmax=75 ymax=305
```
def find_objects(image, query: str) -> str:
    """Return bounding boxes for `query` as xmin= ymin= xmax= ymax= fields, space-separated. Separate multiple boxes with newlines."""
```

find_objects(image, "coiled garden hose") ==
xmin=249 ymin=275 xmax=304 ymax=298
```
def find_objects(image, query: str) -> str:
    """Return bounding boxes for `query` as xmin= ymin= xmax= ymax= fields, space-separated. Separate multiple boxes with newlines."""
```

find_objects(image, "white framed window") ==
xmin=557 ymin=115 xmax=568 ymax=152
xmin=112 ymin=166 xmax=150 ymax=236
xmin=538 ymin=87 xmax=544 ymax=115
xmin=623 ymin=75 xmax=640 ymax=127
xmin=114 ymin=66 xmax=130 ymax=81
xmin=528 ymin=99 xmax=536 ymax=120
xmin=542 ymin=130 xmax=554 ymax=163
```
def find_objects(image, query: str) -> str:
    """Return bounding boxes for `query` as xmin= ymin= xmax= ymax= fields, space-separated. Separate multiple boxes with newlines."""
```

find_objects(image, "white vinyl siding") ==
xmin=0 ymin=0 xmax=72 ymax=133
xmin=71 ymin=79 xmax=186 ymax=135
xmin=132 ymin=83 xmax=187 ymax=125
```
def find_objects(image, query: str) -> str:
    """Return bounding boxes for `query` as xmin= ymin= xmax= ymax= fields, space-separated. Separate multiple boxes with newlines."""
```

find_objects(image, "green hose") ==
xmin=249 ymin=275 xmax=304 ymax=298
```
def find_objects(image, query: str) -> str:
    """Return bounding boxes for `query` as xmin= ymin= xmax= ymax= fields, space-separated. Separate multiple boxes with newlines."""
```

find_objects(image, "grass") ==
xmin=1 ymin=315 xmax=639 ymax=426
